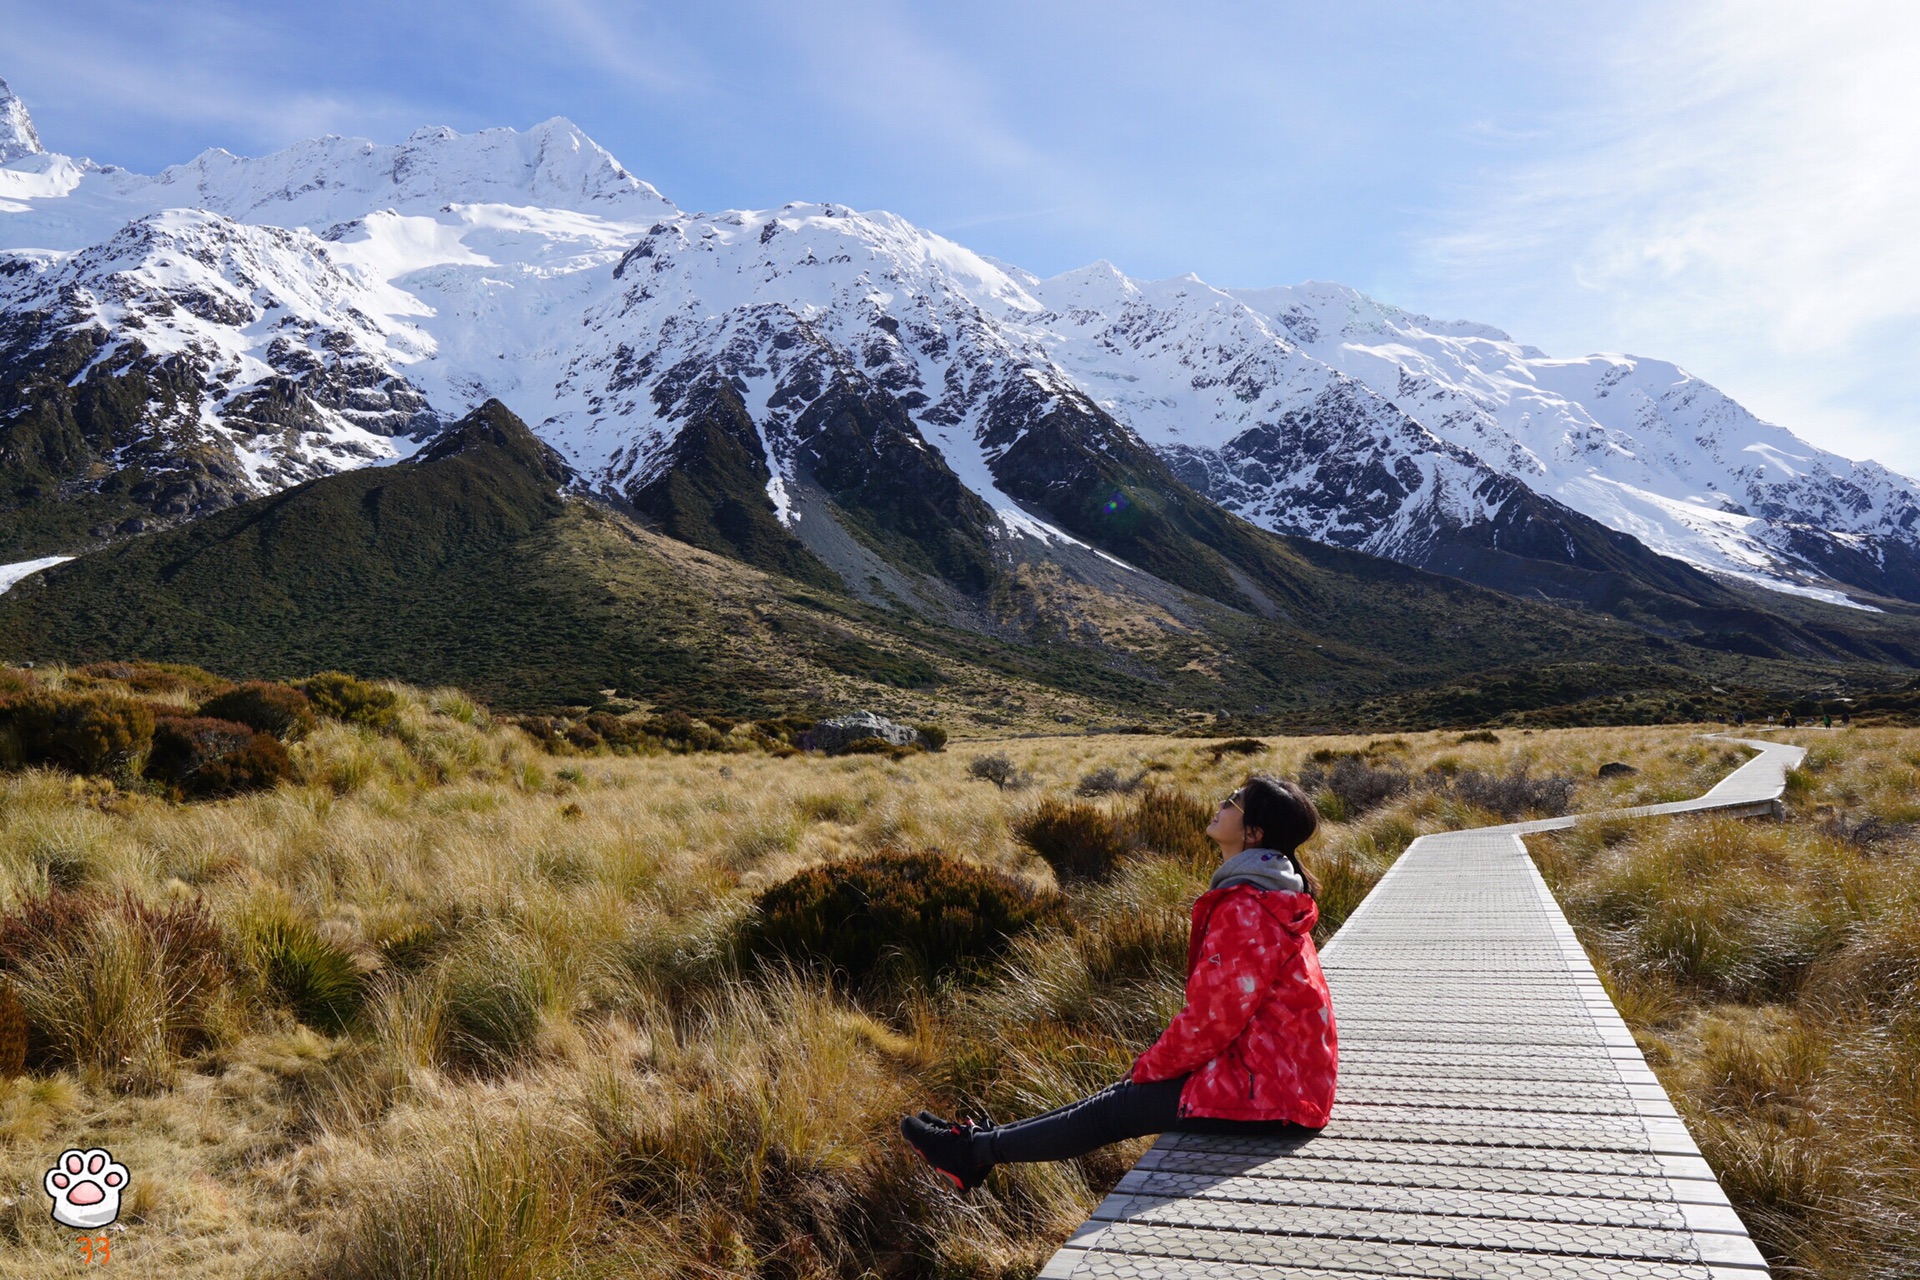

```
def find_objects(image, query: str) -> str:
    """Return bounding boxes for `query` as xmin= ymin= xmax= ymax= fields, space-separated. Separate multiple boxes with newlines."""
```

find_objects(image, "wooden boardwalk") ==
xmin=1040 ymin=736 xmax=1807 ymax=1280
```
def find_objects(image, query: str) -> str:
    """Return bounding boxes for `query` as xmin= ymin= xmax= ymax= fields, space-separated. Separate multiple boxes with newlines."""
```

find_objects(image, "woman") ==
xmin=901 ymin=774 xmax=1338 ymax=1191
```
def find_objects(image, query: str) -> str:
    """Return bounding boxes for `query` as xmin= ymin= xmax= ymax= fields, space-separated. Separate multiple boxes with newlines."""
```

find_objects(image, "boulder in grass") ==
xmin=802 ymin=711 xmax=919 ymax=754
xmin=1597 ymin=761 xmax=1638 ymax=779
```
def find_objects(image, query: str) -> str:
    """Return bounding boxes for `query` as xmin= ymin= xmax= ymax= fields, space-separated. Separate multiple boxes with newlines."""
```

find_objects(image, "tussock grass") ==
xmin=0 ymin=669 xmax=1757 ymax=1276
xmin=1534 ymin=727 xmax=1920 ymax=1280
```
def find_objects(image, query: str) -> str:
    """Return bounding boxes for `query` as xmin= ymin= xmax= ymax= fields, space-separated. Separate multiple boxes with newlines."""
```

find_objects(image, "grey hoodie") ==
xmin=1209 ymin=846 xmax=1306 ymax=895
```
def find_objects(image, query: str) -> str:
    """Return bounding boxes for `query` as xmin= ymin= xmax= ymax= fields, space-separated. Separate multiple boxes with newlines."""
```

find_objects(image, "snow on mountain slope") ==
xmin=542 ymin=203 xmax=1097 ymax=541
xmin=998 ymin=261 xmax=1508 ymax=560
xmin=2 ymin=73 xmax=1915 ymax=610
xmin=0 ymin=208 xmax=437 ymax=491
xmin=0 ymin=103 xmax=669 ymax=255
xmin=1225 ymin=282 xmax=1920 ymax=606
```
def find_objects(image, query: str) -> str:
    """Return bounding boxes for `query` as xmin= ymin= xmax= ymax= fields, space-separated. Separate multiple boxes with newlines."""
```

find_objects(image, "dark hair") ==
xmin=1238 ymin=774 xmax=1321 ymax=897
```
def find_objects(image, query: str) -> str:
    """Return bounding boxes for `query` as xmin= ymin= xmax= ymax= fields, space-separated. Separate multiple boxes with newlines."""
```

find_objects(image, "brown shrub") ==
xmin=0 ymin=890 xmax=228 ymax=1083
xmin=197 ymin=681 xmax=317 ymax=740
xmin=1077 ymin=766 xmax=1146 ymax=797
xmin=1433 ymin=767 xmax=1577 ymax=820
xmin=145 ymin=716 xmax=293 ymax=798
xmin=298 ymin=671 xmax=401 ymax=732
xmin=1299 ymin=754 xmax=1409 ymax=820
xmin=967 ymin=752 xmax=1031 ymax=789
xmin=0 ymin=978 xmax=24 ymax=1078
xmin=0 ymin=690 xmax=155 ymax=775
xmin=1124 ymin=786 xmax=1217 ymax=868
xmin=739 ymin=849 xmax=1064 ymax=994
xmin=1015 ymin=797 xmax=1134 ymax=883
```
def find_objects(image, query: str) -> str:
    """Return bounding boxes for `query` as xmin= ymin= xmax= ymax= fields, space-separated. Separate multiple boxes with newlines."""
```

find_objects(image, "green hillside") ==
xmin=0 ymin=400 xmax=1909 ymax=727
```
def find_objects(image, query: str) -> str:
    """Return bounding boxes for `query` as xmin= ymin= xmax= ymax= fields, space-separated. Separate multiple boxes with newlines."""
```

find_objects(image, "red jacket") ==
xmin=1128 ymin=883 xmax=1338 ymax=1126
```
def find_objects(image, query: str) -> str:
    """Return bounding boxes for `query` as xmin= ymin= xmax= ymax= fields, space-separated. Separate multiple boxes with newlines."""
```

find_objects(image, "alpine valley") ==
xmin=3 ymin=76 xmax=1917 ymax=728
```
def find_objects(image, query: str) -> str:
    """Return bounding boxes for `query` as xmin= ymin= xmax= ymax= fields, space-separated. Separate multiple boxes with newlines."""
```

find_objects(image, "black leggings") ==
xmin=976 ymin=1075 xmax=1316 ymax=1165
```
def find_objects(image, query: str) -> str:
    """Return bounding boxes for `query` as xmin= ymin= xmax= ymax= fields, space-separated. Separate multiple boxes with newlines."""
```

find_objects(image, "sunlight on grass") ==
xmin=0 ymin=665 xmax=1818 ymax=1276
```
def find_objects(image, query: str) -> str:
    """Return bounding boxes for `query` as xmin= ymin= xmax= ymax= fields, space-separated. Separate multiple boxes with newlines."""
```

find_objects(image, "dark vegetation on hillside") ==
xmin=1 ymin=398 xmax=1915 ymax=731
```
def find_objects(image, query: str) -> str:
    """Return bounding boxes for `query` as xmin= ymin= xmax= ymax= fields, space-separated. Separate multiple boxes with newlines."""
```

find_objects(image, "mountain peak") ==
xmin=417 ymin=400 xmax=574 ymax=485
xmin=0 ymin=77 xmax=44 ymax=164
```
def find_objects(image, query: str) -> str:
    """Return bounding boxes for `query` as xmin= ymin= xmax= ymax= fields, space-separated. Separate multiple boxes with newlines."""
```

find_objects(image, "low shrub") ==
xmin=0 ymin=691 xmax=155 ymax=775
xmin=1077 ymin=766 xmax=1146 ymax=797
xmin=1015 ymin=797 xmax=1133 ymax=883
xmin=0 ymin=890 xmax=228 ymax=1087
xmin=197 ymin=681 xmax=317 ymax=740
xmin=1125 ymin=786 xmax=1217 ymax=868
xmin=1456 ymin=729 xmax=1501 ymax=745
xmin=1299 ymin=754 xmax=1409 ymax=820
xmin=1207 ymin=737 xmax=1267 ymax=763
xmin=1435 ymin=767 xmax=1577 ymax=820
xmin=752 ymin=716 xmax=814 ymax=747
xmin=738 ymin=849 xmax=1063 ymax=994
xmin=642 ymin=711 xmax=730 ymax=753
xmin=298 ymin=671 xmax=402 ymax=732
xmin=838 ymin=735 xmax=916 ymax=758
xmin=582 ymin=713 xmax=650 ymax=752
xmin=145 ymin=716 xmax=293 ymax=798
xmin=967 ymin=753 xmax=1031 ymax=790
xmin=914 ymin=723 xmax=948 ymax=752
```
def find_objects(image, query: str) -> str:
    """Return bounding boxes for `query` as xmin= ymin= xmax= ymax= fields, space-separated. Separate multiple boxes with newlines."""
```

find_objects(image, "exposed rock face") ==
xmin=803 ymin=711 xmax=920 ymax=753
xmin=0 ymin=78 xmax=40 ymax=163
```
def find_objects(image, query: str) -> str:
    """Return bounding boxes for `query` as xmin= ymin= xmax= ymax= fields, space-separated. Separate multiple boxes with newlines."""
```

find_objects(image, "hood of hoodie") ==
xmin=1209 ymin=846 xmax=1305 ymax=895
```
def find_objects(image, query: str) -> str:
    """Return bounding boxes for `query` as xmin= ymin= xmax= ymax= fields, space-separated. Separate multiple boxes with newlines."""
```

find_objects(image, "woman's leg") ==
xmin=977 ymin=1076 xmax=1187 ymax=1165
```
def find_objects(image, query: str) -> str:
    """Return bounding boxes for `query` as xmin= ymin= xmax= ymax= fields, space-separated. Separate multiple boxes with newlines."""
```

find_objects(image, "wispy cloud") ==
xmin=1416 ymin=0 xmax=1920 ymax=471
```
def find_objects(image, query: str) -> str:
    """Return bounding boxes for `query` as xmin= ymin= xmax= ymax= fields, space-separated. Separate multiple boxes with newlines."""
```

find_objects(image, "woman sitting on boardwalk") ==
xmin=901 ymin=774 xmax=1339 ymax=1191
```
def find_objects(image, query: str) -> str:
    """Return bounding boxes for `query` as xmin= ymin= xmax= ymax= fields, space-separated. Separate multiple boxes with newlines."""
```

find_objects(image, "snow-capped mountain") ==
xmin=0 ymin=79 xmax=39 ymax=165
xmin=3 ymin=73 xmax=1916 ymax=618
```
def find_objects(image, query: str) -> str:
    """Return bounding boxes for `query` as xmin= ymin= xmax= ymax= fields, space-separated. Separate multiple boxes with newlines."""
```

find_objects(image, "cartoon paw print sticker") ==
xmin=44 ymin=1148 xmax=128 ymax=1229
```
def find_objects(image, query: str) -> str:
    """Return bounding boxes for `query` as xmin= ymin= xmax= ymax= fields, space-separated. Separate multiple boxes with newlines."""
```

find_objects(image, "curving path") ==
xmin=1039 ymin=736 xmax=1807 ymax=1280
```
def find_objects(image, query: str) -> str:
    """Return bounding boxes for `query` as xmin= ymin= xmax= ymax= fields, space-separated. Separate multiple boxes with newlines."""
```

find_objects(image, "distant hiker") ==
xmin=901 ymin=776 xmax=1337 ymax=1191
xmin=1823 ymin=713 xmax=1833 ymax=729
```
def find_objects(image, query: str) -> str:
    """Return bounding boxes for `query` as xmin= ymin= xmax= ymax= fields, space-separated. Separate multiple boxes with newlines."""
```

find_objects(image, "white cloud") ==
xmin=1416 ymin=0 xmax=1920 ymax=474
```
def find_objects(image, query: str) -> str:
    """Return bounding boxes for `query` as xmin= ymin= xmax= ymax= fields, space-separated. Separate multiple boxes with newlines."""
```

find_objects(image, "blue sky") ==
xmin=6 ymin=0 xmax=1917 ymax=471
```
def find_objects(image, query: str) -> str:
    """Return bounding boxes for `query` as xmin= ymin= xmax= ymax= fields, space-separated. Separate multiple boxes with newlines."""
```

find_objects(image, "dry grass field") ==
xmin=1535 ymin=727 xmax=1920 ymax=1280
xmin=0 ymin=665 xmax=1803 ymax=1278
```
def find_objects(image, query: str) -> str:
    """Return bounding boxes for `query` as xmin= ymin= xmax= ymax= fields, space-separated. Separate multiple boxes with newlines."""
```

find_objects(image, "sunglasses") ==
xmin=1218 ymin=792 xmax=1243 ymax=813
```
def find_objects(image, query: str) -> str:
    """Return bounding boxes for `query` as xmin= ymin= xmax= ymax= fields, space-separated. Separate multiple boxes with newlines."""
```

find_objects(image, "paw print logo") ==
xmin=44 ymin=1148 xmax=128 ymax=1229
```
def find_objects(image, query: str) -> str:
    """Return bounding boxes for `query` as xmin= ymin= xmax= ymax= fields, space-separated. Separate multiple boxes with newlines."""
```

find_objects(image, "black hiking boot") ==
xmin=900 ymin=1112 xmax=993 ymax=1191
